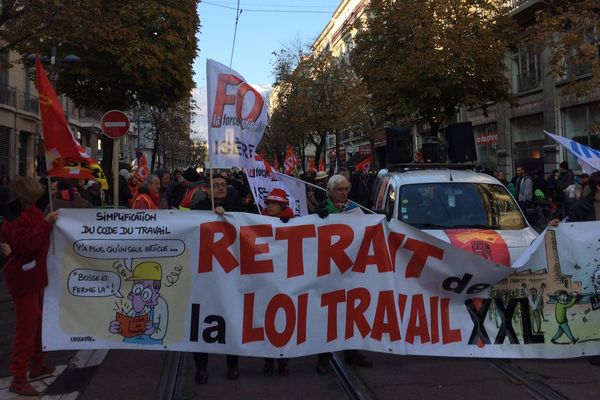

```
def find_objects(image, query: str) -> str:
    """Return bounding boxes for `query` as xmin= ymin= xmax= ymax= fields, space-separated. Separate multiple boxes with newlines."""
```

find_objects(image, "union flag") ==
xmin=35 ymin=56 xmax=94 ymax=180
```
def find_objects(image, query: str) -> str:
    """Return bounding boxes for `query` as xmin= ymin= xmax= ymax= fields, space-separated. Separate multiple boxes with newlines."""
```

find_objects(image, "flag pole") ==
xmin=113 ymin=140 xmax=119 ymax=209
xmin=208 ymin=148 xmax=215 ymax=212
xmin=46 ymin=176 xmax=54 ymax=212
xmin=273 ymin=172 xmax=374 ymax=214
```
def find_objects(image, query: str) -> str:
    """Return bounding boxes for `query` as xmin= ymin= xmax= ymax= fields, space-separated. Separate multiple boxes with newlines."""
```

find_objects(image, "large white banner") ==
xmin=43 ymin=210 xmax=600 ymax=359
xmin=206 ymin=60 xmax=268 ymax=168
xmin=546 ymin=130 xmax=600 ymax=173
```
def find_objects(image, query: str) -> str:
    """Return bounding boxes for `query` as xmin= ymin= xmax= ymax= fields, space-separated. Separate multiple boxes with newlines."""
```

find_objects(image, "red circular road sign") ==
xmin=100 ymin=110 xmax=130 ymax=139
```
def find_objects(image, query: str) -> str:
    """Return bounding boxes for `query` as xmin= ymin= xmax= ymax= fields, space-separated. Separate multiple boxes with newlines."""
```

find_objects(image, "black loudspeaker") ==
xmin=386 ymin=127 xmax=412 ymax=165
xmin=444 ymin=122 xmax=477 ymax=163
xmin=422 ymin=137 xmax=445 ymax=163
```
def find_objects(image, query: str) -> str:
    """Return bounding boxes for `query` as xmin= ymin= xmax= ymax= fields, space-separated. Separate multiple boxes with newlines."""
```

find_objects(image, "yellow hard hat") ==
xmin=127 ymin=262 xmax=162 ymax=281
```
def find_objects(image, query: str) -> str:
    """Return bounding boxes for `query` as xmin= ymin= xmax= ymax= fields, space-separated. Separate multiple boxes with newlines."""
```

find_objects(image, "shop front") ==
xmin=473 ymin=123 xmax=498 ymax=172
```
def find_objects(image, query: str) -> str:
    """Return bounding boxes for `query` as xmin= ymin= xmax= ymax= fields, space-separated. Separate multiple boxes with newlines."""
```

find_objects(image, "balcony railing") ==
xmin=19 ymin=92 xmax=39 ymax=114
xmin=0 ymin=86 xmax=16 ymax=107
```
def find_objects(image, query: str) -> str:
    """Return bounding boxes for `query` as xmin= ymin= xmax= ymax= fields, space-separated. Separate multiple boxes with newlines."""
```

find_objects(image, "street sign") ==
xmin=100 ymin=110 xmax=130 ymax=139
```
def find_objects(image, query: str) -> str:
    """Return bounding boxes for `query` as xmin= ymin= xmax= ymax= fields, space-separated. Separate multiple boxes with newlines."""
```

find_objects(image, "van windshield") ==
xmin=398 ymin=183 xmax=527 ymax=230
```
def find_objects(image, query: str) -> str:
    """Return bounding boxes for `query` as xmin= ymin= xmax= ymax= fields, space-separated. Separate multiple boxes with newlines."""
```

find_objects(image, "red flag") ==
xmin=308 ymin=159 xmax=317 ymax=174
xmin=318 ymin=158 xmax=325 ymax=172
xmin=273 ymin=154 xmax=280 ymax=172
xmin=134 ymin=152 xmax=149 ymax=181
xmin=283 ymin=145 xmax=298 ymax=175
xmin=35 ymin=56 xmax=93 ymax=180
xmin=354 ymin=155 xmax=372 ymax=174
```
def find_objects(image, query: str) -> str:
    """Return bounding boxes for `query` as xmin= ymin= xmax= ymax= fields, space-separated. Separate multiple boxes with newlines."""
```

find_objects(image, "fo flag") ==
xmin=207 ymin=60 xmax=268 ymax=167
xmin=35 ymin=56 xmax=94 ymax=180
xmin=545 ymin=131 xmax=600 ymax=174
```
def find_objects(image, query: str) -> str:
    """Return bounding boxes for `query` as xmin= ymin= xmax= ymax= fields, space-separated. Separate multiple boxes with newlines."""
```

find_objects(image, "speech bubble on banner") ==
xmin=73 ymin=239 xmax=185 ymax=271
xmin=68 ymin=269 xmax=123 ymax=298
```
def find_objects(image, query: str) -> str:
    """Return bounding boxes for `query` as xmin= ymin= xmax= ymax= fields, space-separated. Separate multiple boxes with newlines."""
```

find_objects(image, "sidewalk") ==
xmin=0 ymin=273 xmax=76 ymax=399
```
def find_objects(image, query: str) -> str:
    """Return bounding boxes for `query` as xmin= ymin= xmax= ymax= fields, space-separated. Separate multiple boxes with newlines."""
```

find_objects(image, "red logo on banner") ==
xmin=444 ymin=229 xmax=510 ymax=267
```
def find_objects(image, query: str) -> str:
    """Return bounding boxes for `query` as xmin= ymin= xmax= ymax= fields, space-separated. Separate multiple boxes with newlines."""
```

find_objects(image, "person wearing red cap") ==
xmin=261 ymin=188 xmax=293 ymax=376
xmin=260 ymin=188 xmax=294 ymax=220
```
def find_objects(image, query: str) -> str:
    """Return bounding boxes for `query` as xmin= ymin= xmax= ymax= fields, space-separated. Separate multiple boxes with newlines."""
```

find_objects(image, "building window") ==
xmin=561 ymin=102 xmax=600 ymax=171
xmin=0 ymin=50 xmax=8 ymax=90
xmin=511 ymin=48 xmax=541 ymax=93
xmin=511 ymin=114 xmax=545 ymax=174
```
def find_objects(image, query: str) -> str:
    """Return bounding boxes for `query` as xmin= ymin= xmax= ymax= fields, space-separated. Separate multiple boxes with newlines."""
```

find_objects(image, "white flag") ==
xmin=545 ymin=130 xmax=600 ymax=173
xmin=206 ymin=60 xmax=268 ymax=167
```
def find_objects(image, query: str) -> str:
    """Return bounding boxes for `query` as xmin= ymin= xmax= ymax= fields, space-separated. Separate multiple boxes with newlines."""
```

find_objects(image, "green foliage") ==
xmin=13 ymin=0 xmax=199 ymax=110
xmin=351 ymin=0 xmax=516 ymax=135
xmin=528 ymin=0 xmax=600 ymax=97
xmin=268 ymin=41 xmax=376 ymax=166
xmin=5 ymin=0 xmax=199 ymax=178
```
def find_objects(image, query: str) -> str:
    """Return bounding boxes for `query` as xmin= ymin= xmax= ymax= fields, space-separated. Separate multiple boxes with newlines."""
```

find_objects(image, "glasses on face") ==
xmin=132 ymin=283 xmax=153 ymax=302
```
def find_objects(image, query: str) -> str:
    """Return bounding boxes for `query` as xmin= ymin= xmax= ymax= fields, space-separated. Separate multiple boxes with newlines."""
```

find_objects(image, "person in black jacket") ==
xmin=564 ymin=171 xmax=600 ymax=223
xmin=192 ymin=174 xmax=242 ymax=384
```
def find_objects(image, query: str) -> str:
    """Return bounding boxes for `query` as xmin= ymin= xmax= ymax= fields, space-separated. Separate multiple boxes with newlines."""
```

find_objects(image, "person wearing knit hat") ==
xmin=182 ymin=167 xmax=201 ymax=184
xmin=119 ymin=169 xmax=131 ymax=180
xmin=178 ymin=168 xmax=208 ymax=211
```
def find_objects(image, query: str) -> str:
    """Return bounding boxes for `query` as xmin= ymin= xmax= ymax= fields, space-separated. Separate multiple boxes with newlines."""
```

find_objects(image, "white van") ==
xmin=372 ymin=166 xmax=538 ymax=265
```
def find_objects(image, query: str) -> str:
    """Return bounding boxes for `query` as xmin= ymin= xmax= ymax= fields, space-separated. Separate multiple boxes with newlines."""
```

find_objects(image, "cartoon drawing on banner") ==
xmin=108 ymin=262 xmax=169 ymax=345
xmin=58 ymin=211 xmax=189 ymax=347
xmin=490 ymin=229 xmax=600 ymax=345
xmin=550 ymin=290 xmax=579 ymax=344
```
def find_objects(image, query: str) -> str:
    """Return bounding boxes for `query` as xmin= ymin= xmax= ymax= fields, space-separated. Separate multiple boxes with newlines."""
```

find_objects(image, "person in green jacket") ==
xmin=550 ymin=290 xmax=579 ymax=344
xmin=496 ymin=171 xmax=517 ymax=198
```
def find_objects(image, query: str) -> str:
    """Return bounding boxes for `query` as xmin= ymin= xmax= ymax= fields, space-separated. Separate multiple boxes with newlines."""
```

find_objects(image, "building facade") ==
xmin=310 ymin=0 xmax=599 ymax=177
xmin=0 ymin=49 xmax=139 ymax=179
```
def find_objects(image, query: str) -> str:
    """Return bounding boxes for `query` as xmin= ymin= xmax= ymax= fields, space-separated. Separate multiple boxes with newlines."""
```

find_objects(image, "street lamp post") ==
xmin=25 ymin=46 xmax=80 ymax=88
xmin=24 ymin=47 xmax=80 ymax=210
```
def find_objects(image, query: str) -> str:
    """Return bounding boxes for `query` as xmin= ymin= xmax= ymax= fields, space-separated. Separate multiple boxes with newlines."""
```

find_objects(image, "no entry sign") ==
xmin=100 ymin=110 xmax=130 ymax=139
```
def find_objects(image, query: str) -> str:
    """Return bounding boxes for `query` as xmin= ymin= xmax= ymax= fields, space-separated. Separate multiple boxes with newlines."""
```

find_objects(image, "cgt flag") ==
xmin=35 ymin=56 xmax=94 ymax=180
xmin=283 ymin=145 xmax=298 ymax=175
xmin=355 ymin=155 xmax=372 ymax=174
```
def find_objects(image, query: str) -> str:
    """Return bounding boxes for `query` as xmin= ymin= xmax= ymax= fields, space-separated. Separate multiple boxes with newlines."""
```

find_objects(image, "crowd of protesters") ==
xmin=495 ymin=161 xmax=593 ymax=225
xmin=1 ymin=161 xmax=599 ymax=394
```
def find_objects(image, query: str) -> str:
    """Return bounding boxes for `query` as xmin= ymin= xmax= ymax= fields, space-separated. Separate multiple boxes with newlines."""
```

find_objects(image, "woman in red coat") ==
xmin=2 ymin=177 xmax=58 ymax=396
xmin=261 ymin=188 xmax=294 ymax=376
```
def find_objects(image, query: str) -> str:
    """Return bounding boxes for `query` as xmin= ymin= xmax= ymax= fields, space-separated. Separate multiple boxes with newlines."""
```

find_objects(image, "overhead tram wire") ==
xmin=229 ymin=0 xmax=242 ymax=68
xmin=202 ymin=1 xmax=339 ymax=14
